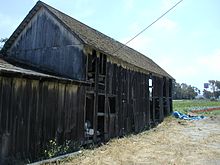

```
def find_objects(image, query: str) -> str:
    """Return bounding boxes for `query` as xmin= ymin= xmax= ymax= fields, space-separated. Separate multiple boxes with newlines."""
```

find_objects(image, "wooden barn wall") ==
xmin=105 ymin=61 xmax=173 ymax=138
xmin=7 ymin=8 xmax=86 ymax=80
xmin=86 ymin=49 xmax=173 ymax=142
xmin=0 ymin=75 xmax=86 ymax=161
xmin=106 ymin=62 xmax=149 ymax=136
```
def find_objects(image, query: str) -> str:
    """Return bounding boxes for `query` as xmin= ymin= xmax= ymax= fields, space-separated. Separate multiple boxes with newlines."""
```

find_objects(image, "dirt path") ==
xmin=63 ymin=116 xmax=220 ymax=165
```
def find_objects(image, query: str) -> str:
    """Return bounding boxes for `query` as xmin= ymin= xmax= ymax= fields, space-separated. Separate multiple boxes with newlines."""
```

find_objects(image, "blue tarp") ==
xmin=172 ymin=111 xmax=206 ymax=120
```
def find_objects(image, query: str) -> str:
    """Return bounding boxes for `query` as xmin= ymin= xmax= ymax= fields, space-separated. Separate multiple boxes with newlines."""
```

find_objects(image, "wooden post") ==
xmin=160 ymin=78 xmax=164 ymax=122
xmin=93 ymin=50 xmax=99 ymax=142
xmin=152 ymin=76 xmax=155 ymax=124
xmin=146 ymin=75 xmax=150 ymax=128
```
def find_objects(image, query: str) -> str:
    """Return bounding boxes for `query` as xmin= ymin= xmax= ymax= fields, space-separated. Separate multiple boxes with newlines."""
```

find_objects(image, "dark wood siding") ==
xmin=7 ymin=8 xmax=86 ymax=80
xmin=86 ymin=51 xmax=173 ymax=142
xmin=106 ymin=63 xmax=150 ymax=135
xmin=108 ymin=65 xmax=172 ymax=135
xmin=0 ymin=75 xmax=86 ymax=161
xmin=0 ymin=49 xmax=173 ymax=163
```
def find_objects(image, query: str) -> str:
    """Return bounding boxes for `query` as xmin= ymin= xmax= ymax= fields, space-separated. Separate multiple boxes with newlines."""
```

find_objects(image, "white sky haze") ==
xmin=0 ymin=0 xmax=219 ymax=92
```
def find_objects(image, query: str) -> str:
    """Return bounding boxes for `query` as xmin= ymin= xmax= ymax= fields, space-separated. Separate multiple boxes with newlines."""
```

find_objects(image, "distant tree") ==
xmin=173 ymin=81 xmax=199 ymax=100
xmin=180 ymin=83 xmax=188 ymax=99
xmin=203 ymin=89 xmax=212 ymax=99
xmin=209 ymin=80 xmax=216 ymax=95
xmin=193 ymin=87 xmax=200 ymax=95
xmin=208 ymin=80 xmax=220 ymax=98
xmin=215 ymin=81 xmax=220 ymax=99
xmin=215 ymin=80 xmax=220 ymax=90
xmin=187 ymin=85 xmax=198 ymax=99
xmin=173 ymin=82 xmax=182 ymax=99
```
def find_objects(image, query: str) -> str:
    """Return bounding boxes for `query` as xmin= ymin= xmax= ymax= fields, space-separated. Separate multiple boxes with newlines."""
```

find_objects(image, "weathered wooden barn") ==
xmin=0 ymin=1 xmax=173 ymax=162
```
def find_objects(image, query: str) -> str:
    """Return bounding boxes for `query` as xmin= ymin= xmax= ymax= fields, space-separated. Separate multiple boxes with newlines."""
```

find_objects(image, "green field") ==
xmin=173 ymin=100 xmax=220 ymax=115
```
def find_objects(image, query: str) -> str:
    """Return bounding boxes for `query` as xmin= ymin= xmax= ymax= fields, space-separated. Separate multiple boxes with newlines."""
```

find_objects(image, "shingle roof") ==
xmin=2 ymin=1 xmax=173 ymax=79
xmin=0 ymin=58 xmax=53 ymax=77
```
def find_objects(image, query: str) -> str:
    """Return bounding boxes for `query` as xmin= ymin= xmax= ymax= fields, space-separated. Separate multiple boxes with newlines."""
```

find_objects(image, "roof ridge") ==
xmin=40 ymin=1 xmax=170 ymax=76
xmin=41 ymin=2 xmax=154 ymax=59
xmin=40 ymin=1 xmax=126 ymax=50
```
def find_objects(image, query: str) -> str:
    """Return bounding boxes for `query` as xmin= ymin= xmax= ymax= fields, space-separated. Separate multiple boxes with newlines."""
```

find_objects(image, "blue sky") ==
xmin=0 ymin=0 xmax=219 ymax=91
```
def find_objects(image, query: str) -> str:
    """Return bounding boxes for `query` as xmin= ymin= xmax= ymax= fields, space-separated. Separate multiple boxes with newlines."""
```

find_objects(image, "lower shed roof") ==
xmin=0 ymin=58 xmax=90 ymax=85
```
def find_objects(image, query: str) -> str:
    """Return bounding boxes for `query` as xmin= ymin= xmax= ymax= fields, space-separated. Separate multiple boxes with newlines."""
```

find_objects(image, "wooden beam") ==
xmin=93 ymin=50 xmax=99 ymax=142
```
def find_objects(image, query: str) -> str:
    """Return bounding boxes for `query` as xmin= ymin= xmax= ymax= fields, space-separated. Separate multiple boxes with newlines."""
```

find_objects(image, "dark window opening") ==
xmin=99 ymin=53 xmax=106 ymax=75
xmin=98 ymin=53 xmax=106 ymax=90
xmin=87 ymin=53 xmax=96 ymax=73
xmin=97 ymin=95 xmax=105 ymax=140
xmin=109 ymin=97 xmax=116 ymax=114
xmin=97 ymin=116 xmax=104 ymax=139
xmin=87 ymin=51 xmax=96 ymax=81
xmin=98 ymin=95 xmax=105 ymax=113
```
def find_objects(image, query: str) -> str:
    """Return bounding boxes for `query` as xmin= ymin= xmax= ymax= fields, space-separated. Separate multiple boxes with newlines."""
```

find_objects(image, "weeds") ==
xmin=44 ymin=139 xmax=80 ymax=159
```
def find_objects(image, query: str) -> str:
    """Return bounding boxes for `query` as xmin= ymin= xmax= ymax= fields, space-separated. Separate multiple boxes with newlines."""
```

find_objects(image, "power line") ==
xmin=112 ymin=0 xmax=183 ymax=55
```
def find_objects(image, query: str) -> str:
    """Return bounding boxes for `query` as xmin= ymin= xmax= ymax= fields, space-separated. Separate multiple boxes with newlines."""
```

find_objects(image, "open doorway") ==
xmin=149 ymin=78 xmax=154 ymax=123
xmin=85 ymin=93 xmax=94 ymax=142
xmin=97 ymin=95 xmax=105 ymax=140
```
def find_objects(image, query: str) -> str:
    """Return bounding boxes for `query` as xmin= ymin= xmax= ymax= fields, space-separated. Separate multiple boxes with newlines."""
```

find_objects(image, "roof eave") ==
xmin=84 ymin=43 xmax=174 ymax=79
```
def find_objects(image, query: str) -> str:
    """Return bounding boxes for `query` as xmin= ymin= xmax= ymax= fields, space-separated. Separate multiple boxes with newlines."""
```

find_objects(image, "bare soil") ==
xmin=63 ymin=116 xmax=220 ymax=165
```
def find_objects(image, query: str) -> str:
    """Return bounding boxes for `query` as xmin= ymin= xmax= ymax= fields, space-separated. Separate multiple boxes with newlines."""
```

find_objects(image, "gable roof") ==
xmin=2 ymin=1 xmax=173 ymax=79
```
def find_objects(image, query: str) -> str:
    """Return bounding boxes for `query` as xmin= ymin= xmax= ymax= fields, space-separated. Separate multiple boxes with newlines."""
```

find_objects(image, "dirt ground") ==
xmin=63 ymin=115 xmax=220 ymax=165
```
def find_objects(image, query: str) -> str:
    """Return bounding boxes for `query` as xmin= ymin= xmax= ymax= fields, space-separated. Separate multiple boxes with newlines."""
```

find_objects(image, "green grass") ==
xmin=209 ymin=110 xmax=220 ymax=115
xmin=173 ymin=100 xmax=220 ymax=115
